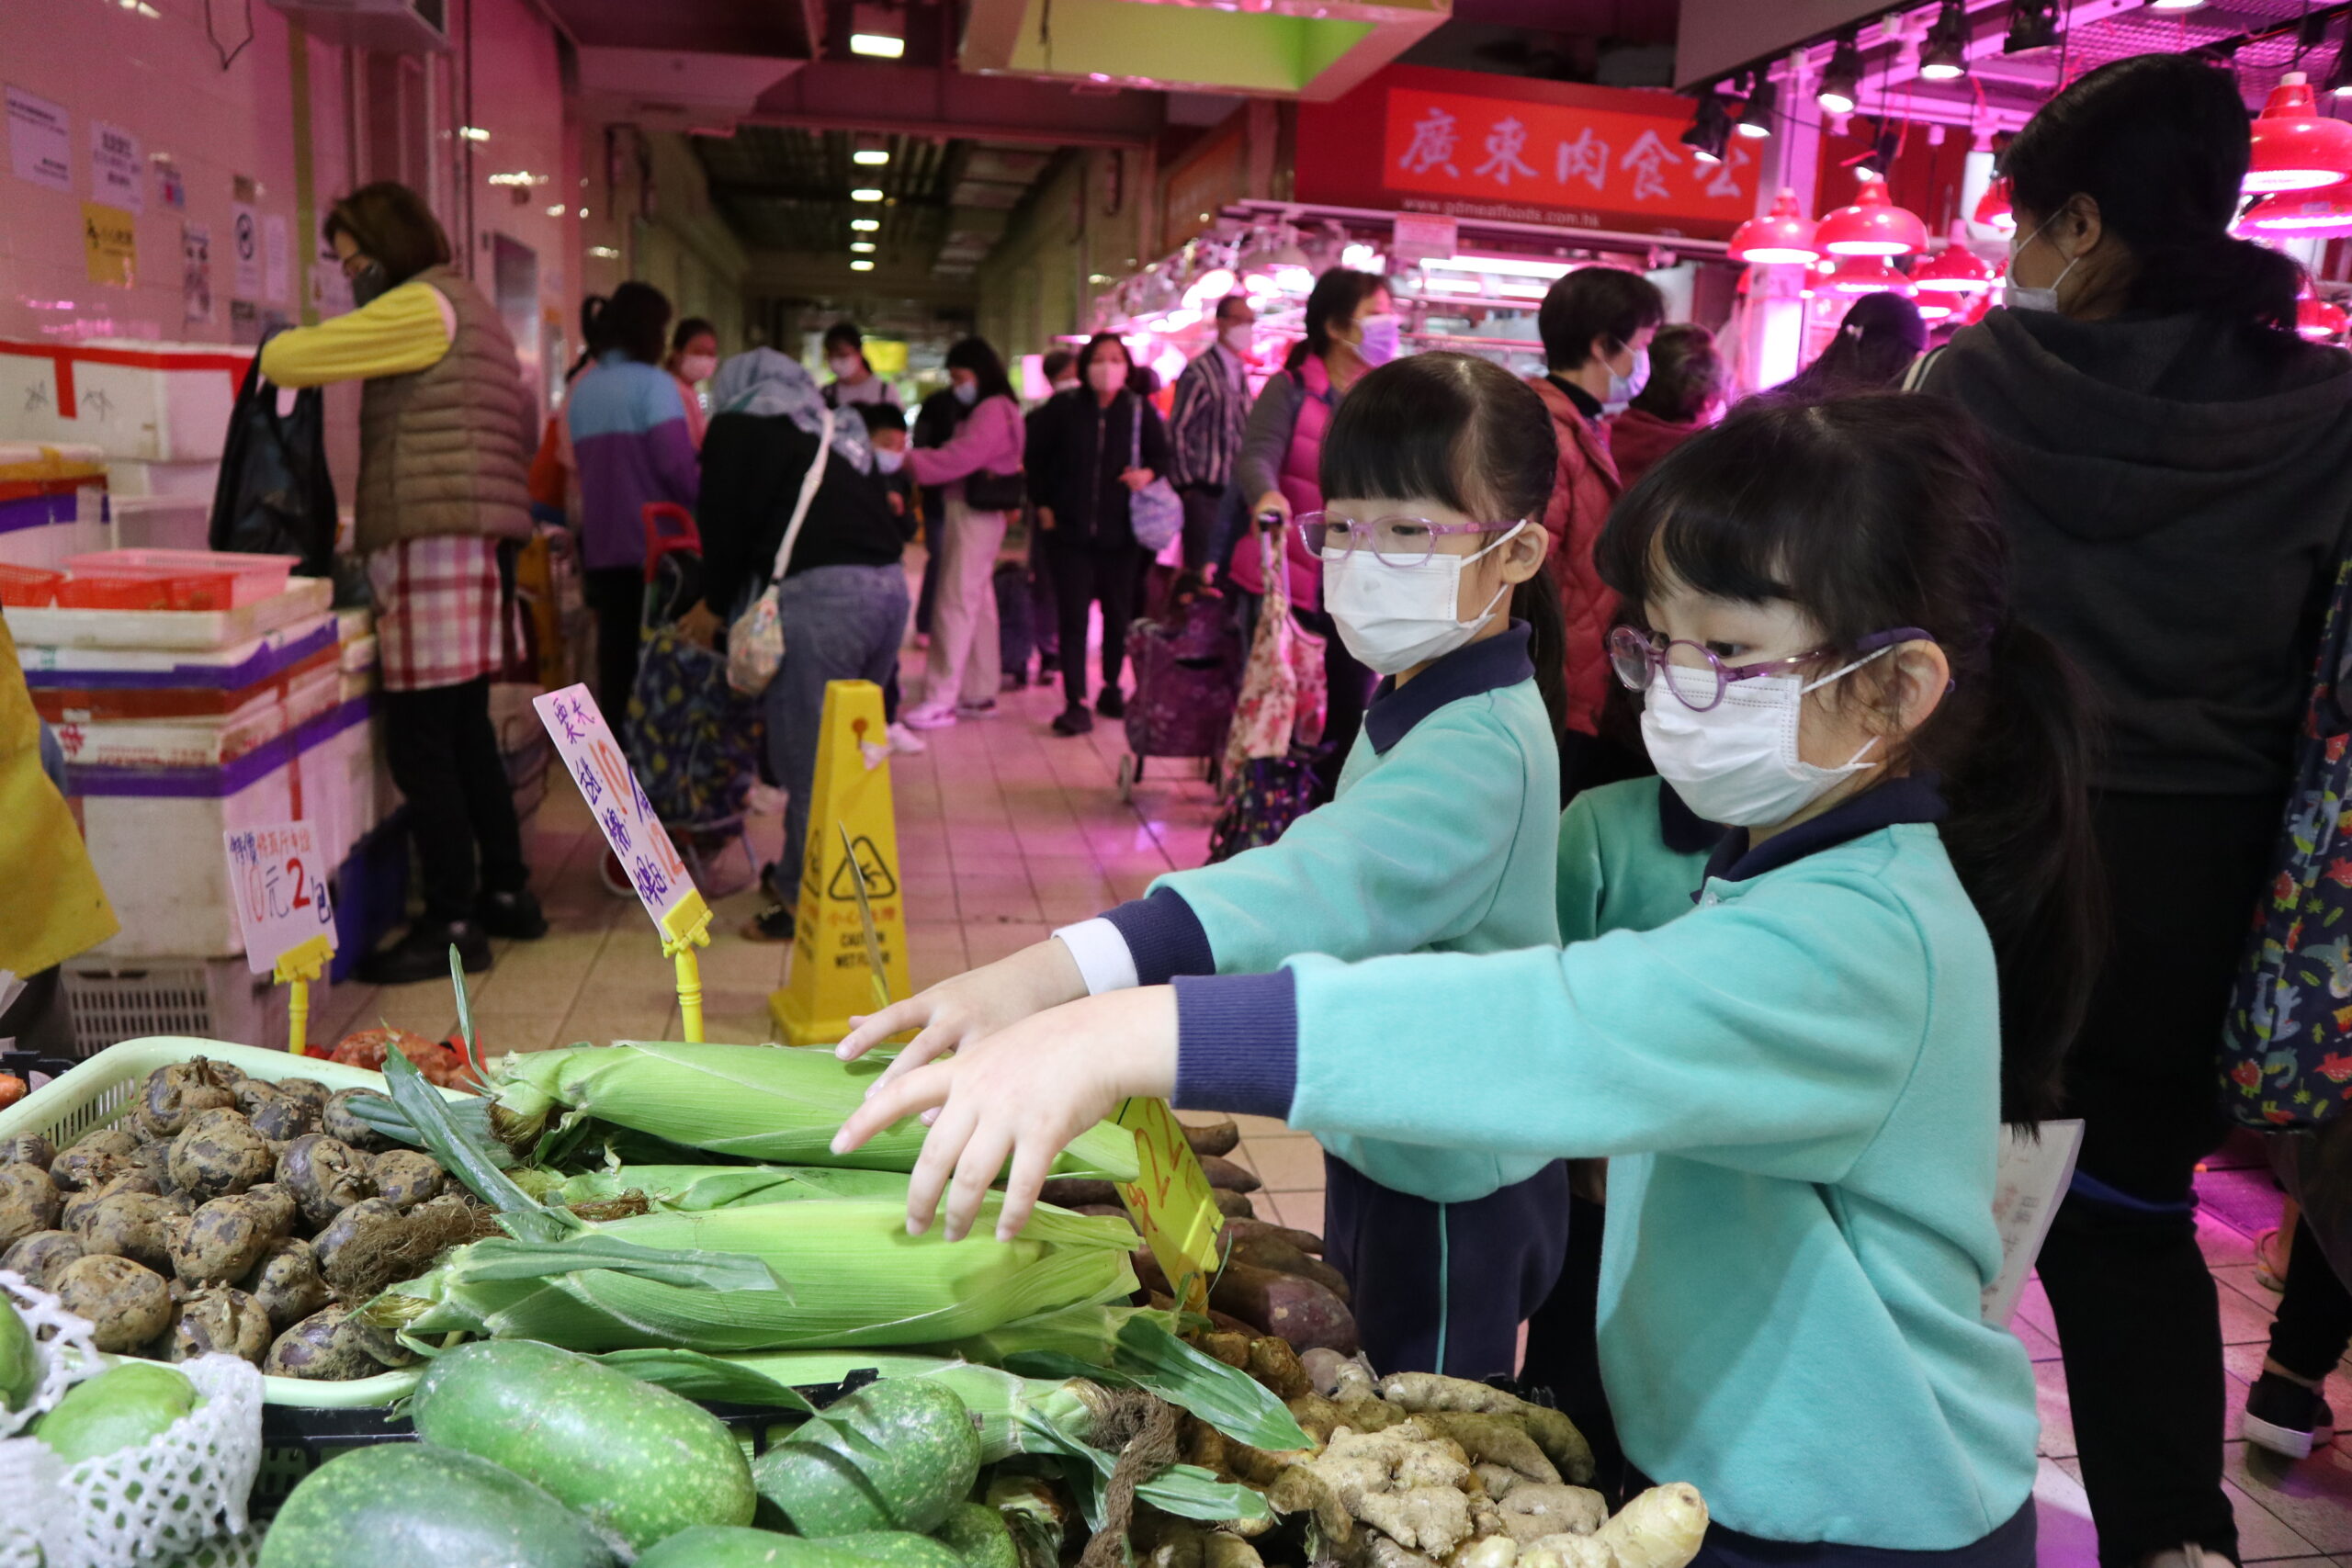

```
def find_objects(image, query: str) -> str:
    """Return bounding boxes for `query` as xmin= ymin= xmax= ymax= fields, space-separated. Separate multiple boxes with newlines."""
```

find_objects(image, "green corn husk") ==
xmin=374 ymin=1195 xmax=1139 ymax=1354
xmin=489 ymin=1043 xmax=1142 ymax=1181
xmin=546 ymin=1165 xmax=921 ymax=1211
xmin=597 ymin=1352 xmax=1271 ymax=1529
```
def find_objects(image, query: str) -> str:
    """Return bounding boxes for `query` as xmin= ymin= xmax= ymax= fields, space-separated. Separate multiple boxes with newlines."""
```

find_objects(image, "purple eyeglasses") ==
xmin=1296 ymin=512 xmax=1523 ymax=568
xmin=1608 ymin=625 xmax=1935 ymax=712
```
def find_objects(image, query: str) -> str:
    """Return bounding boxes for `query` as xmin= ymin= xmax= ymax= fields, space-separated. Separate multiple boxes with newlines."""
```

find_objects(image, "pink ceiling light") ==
xmin=1825 ymin=255 xmax=1915 ymax=295
xmin=2298 ymin=296 xmax=2348 ymax=342
xmin=1730 ymin=188 xmax=1821 ymax=264
xmin=2247 ymin=73 xmax=2352 ymax=194
xmin=1815 ymin=176 xmax=1929 ymax=257
xmin=1910 ymin=232 xmax=1996 ymax=293
xmin=1973 ymin=178 xmax=2017 ymax=233
xmin=2240 ymin=176 xmax=2352 ymax=238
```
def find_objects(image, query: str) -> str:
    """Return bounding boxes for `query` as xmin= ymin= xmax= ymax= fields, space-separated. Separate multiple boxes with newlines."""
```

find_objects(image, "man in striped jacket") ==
xmin=1166 ymin=295 xmax=1256 ymax=574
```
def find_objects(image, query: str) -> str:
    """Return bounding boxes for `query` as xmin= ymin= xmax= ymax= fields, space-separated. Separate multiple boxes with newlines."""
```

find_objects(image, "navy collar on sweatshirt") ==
xmin=1695 ymin=773 xmax=1949 ymax=894
xmin=1546 ymin=374 xmax=1604 ymax=423
xmin=1657 ymin=780 xmax=1721 ymax=856
xmin=1363 ymin=621 xmax=1534 ymax=754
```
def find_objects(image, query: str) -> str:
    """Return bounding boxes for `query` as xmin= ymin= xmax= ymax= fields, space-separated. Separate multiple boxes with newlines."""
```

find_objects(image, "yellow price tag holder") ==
xmin=272 ymin=934 xmax=334 ymax=1058
xmin=659 ymin=890 xmax=715 ymax=1044
xmin=1114 ymin=1097 xmax=1226 ymax=1316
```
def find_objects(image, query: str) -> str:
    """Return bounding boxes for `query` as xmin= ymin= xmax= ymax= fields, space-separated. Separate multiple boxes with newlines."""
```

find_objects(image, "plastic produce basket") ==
xmin=0 ymin=562 xmax=62 ymax=606
xmin=0 ymin=1037 xmax=471 ymax=1408
xmin=65 ymin=549 xmax=299 ymax=608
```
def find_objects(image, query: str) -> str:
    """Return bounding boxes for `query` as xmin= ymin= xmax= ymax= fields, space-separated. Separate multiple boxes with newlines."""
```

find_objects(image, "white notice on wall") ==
xmin=6 ymin=85 xmax=70 ymax=194
xmin=231 ymin=201 xmax=260 ymax=299
xmin=90 ymin=119 xmax=141 ymax=213
xmin=183 ymin=221 xmax=214 ymax=327
xmin=263 ymin=213 xmax=289 ymax=304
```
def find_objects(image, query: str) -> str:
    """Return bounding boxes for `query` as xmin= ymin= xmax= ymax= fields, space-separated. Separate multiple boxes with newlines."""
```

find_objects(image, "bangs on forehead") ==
xmin=1318 ymin=401 xmax=1474 ymax=515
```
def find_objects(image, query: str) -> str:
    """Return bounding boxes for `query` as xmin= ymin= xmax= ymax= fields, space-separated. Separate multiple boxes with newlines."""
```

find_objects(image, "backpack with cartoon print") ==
xmin=2222 ymin=551 xmax=2352 ymax=1129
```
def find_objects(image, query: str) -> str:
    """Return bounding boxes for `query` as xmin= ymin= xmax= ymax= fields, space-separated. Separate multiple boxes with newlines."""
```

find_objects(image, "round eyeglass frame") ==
xmin=1607 ymin=624 xmax=1933 ymax=712
xmin=1295 ymin=512 xmax=1523 ymax=568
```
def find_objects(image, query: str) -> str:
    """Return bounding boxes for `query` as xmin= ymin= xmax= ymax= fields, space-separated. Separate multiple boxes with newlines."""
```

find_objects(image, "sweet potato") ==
xmin=1196 ymin=1156 xmax=1260 ymax=1193
xmin=1210 ymin=1260 xmax=1357 ymax=1353
xmin=1220 ymin=1216 xmax=1325 ymax=1257
xmin=1220 ymin=1228 xmax=1349 ymax=1303
xmin=1039 ymin=1177 xmax=1123 ymax=1209
xmin=1211 ymin=1190 xmax=1258 ymax=1220
xmin=1181 ymin=1119 xmax=1241 ymax=1158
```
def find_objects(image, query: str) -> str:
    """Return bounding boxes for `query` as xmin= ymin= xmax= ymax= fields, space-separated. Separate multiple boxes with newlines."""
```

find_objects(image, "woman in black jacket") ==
xmin=1024 ymin=333 xmax=1171 ymax=736
xmin=1920 ymin=53 xmax=2352 ymax=1568
xmin=698 ymin=348 xmax=913 ymax=942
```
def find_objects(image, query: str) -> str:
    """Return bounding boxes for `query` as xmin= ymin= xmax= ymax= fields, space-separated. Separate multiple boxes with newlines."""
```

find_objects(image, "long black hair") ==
xmin=1771 ymin=293 xmax=1926 ymax=403
xmin=1287 ymin=269 xmax=1391 ymax=373
xmin=2003 ymin=51 xmax=2301 ymax=335
xmin=945 ymin=335 xmax=1018 ymax=406
xmin=1597 ymin=394 xmax=2102 ymax=1124
xmin=1319 ymin=352 xmax=1569 ymax=738
xmin=582 ymin=281 xmax=671 ymax=365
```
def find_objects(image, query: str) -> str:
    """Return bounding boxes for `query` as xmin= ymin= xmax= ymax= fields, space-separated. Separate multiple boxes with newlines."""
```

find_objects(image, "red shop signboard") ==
xmin=1295 ymin=66 xmax=1757 ymax=240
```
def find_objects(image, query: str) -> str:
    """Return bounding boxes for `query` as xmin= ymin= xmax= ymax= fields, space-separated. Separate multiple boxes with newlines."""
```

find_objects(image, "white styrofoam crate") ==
xmin=104 ymin=458 xmax=221 ymax=500
xmin=0 ymin=340 xmax=252 ymax=462
xmin=6 ymin=575 xmax=332 ymax=651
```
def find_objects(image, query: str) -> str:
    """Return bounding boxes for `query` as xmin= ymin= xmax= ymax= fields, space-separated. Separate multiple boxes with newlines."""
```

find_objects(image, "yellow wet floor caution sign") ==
xmin=772 ymin=680 xmax=912 ymax=1044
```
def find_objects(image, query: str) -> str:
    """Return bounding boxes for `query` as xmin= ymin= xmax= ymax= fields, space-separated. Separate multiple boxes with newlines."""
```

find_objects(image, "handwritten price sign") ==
xmin=1114 ymin=1097 xmax=1226 ymax=1315
xmin=533 ymin=683 xmax=698 ymax=933
xmin=224 ymin=823 xmax=337 ymax=976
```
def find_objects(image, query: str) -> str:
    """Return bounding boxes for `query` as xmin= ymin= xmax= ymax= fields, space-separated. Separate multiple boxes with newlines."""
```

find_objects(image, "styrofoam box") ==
xmin=0 ymin=339 xmax=253 ymax=463
xmin=106 ymin=458 xmax=221 ymax=500
xmin=110 ymin=495 xmax=211 ymax=553
xmin=6 ymin=575 xmax=332 ymax=650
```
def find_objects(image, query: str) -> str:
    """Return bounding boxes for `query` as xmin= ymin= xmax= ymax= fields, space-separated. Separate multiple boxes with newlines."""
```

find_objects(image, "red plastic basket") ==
xmin=0 ymin=564 xmax=63 ymax=608
xmin=53 ymin=571 xmax=175 ymax=610
xmin=163 ymin=571 xmax=239 ymax=611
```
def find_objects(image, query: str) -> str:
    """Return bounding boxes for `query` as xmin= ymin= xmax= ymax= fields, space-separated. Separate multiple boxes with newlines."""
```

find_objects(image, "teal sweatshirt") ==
xmin=1171 ymin=776 xmax=2040 ymax=1549
xmin=1098 ymin=624 xmax=1560 ymax=1203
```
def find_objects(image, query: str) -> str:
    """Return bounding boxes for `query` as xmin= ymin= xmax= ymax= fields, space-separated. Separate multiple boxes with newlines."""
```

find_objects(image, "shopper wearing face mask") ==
xmin=1233 ymin=267 xmax=1398 ymax=797
xmin=835 ymin=397 xmax=2098 ymax=1568
xmin=662 ymin=317 xmax=719 ymax=450
xmin=1916 ymin=53 xmax=2352 ymax=1568
xmin=899 ymin=338 xmax=1028 ymax=731
xmin=1166 ymin=295 xmax=1258 ymax=574
xmin=820 ymin=321 xmax=901 ymax=412
xmin=1770 ymin=291 xmax=1926 ymax=403
xmin=838 ymin=354 xmax=1573 ymax=1380
xmin=1023 ymin=333 xmax=1172 ymax=736
xmin=1528 ymin=266 xmax=1665 ymax=802
xmin=256 ymin=181 xmax=546 ymax=981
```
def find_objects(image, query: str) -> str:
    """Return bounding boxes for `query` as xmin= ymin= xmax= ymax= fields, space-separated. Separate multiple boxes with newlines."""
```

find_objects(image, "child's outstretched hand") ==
xmin=835 ymin=940 xmax=1091 ymax=1083
xmin=831 ymin=987 xmax=1181 ymax=1243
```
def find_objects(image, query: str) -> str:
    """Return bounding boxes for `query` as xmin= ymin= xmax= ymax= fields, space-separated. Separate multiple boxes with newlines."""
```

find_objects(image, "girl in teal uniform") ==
xmin=839 ymin=395 xmax=2100 ymax=1568
xmin=842 ymin=352 xmax=1571 ymax=1380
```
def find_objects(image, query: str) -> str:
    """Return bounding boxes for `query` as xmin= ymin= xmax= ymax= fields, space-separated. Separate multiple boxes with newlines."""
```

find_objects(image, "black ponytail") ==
xmin=1516 ymin=566 xmax=1570 ymax=740
xmin=2005 ymin=52 xmax=2301 ymax=337
xmin=1600 ymin=394 xmax=2103 ymax=1124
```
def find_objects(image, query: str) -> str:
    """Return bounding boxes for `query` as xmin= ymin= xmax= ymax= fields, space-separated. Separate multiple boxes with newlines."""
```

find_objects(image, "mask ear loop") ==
xmin=1454 ymin=521 xmax=1532 ymax=629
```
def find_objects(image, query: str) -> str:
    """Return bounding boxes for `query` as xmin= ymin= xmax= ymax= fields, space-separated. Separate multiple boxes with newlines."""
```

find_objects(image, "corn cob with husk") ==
xmin=531 ymin=1164 xmax=922 ymax=1212
xmin=369 ymin=1194 xmax=1141 ymax=1353
xmin=489 ymin=1042 xmax=1142 ymax=1180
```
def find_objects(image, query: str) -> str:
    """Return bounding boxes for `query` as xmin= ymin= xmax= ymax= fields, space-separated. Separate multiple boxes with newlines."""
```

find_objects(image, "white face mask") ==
xmin=678 ymin=353 xmax=718 ymax=383
xmin=952 ymin=380 xmax=978 ymax=406
xmin=2003 ymin=215 xmax=2079 ymax=314
xmin=1221 ymin=322 xmax=1253 ymax=355
xmin=1637 ymin=649 xmax=1892 ymax=828
xmin=829 ymin=354 xmax=862 ymax=380
xmin=1088 ymin=361 xmax=1126 ymax=394
xmin=1322 ymin=524 xmax=1524 ymax=675
xmin=1351 ymin=313 xmax=1401 ymax=367
xmin=1605 ymin=345 xmax=1650 ymax=410
xmin=873 ymin=446 xmax=906 ymax=475
xmin=1052 ymin=378 xmax=1080 ymax=394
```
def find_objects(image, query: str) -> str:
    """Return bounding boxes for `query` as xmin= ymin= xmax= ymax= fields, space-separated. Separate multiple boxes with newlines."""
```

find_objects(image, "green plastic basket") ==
xmin=0 ymin=1036 xmax=475 ymax=1409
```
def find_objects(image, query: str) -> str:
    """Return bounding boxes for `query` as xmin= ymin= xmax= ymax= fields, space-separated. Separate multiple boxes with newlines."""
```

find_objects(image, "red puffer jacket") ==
xmin=1529 ymin=376 xmax=1624 ymax=738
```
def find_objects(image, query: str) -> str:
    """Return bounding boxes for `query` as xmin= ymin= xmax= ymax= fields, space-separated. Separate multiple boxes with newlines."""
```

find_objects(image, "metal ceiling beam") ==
xmin=745 ymin=60 xmax=1164 ymax=148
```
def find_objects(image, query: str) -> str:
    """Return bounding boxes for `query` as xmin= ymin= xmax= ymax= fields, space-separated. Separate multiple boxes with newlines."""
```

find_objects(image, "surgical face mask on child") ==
xmin=873 ymin=446 xmax=906 ymax=475
xmin=678 ymin=353 xmax=718 ymax=383
xmin=1604 ymin=344 xmax=1650 ymax=410
xmin=1638 ymin=649 xmax=1894 ymax=827
xmin=1321 ymin=524 xmax=1524 ymax=675
xmin=1350 ymin=313 xmax=1402 ymax=367
xmin=2004 ymin=216 xmax=2080 ymax=314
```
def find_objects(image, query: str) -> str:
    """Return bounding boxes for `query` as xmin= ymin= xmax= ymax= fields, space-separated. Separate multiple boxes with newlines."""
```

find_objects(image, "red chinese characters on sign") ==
xmin=1297 ymin=66 xmax=1757 ymax=240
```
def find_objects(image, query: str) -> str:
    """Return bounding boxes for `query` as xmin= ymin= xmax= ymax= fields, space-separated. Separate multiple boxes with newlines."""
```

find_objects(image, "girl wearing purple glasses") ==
xmin=841 ymin=352 xmax=1572 ymax=1382
xmin=840 ymin=393 xmax=2101 ymax=1568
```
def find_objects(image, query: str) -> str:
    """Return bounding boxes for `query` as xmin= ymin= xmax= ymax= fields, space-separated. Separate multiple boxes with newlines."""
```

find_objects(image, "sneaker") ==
xmin=956 ymin=697 xmax=999 ymax=719
xmin=2245 ymin=1371 xmax=2337 ymax=1460
xmin=1001 ymin=670 xmax=1028 ymax=692
xmin=901 ymin=702 xmax=959 ymax=731
xmin=741 ymin=900 xmax=796 ymax=943
xmin=359 ymin=919 xmax=492 ymax=986
xmin=1052 ymin=704 xmax=1094 ymax=737
xmin=475 ymin=888 xmax=548 ymax=940
xmin=1096 ymin=686 xmax=1126 ymax=719
xmin=885 ymin=720 xmax=928 ymax=755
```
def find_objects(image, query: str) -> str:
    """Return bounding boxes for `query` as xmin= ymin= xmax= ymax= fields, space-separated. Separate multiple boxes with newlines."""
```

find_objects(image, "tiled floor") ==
xmin=311 ymin=621 xmax=2352 ymax=1565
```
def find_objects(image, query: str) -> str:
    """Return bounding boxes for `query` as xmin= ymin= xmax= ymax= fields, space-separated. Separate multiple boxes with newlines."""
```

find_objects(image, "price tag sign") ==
xmin=1114 ymin=1097 xmax=1226 ymax=1316
xmin=533 ymin=683 xmax=703 ymax=941
xmin=223 ymin=823 xmax=337 ymax=976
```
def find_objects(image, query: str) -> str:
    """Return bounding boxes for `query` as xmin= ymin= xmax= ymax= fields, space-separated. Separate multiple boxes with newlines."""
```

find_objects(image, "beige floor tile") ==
xmin=1229 ymin=1113 xmax=1296 ymax=1138
xmin=2033 ymin=1357 xmax=2076 ymax=1461
xmin=2225 ymin=1439 xmax=2352 ymax=1554
xmin=1266 ymin=1190 xmax=1324 ymax=1236
xmin=1239 ymin=1135 xmax=1327 ymax=1193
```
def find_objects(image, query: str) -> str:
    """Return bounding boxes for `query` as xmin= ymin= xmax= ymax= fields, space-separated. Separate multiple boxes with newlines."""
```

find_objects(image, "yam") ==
xmin=48 ymin=1145 xmax=128 ymax=1194
xmin=1182 ymin=1120 xmax=1241 ymax=1158
xmin=240 ymin=1237 xmax=329 ymax=1331
xmin=367 ymin=1149 xmax=445 ymax=1210
xmin=236 ymin=1082 xmax=315 ymax=1143
xmin=133 ymin=1061 xmax=238 ymax=1140
xmin=53 ymin=1253 xmax=172 ymax=1353
xmin=1211 ymin=1190 xmax=1258 ymax=1220
xmin=0 ymin=1229 xmax=84 ymax=1290
xmin=78 ymin=1191 xmax=177 ymax=1272
xmin=320 ymin=1089 xmax=392 ymax=1152
xmin=170 ymin=1194 xmax=277 ymax=1283
xmin=239 ymin=1182 xmax=300 ymax=1241
xmin=0 ymin=1134 xmax=54 ymax=1169
xmin=163 ymin=1285 xmax=273 ymax=1366
xmin=274 ymin=1078 xmax=333 ymax=1118
xmin=0 ymin=1162 xmax=62 ymax=1247
xmin=311 ymin=1196 xmax=401 ymax=1269
xmin=168 ymin=1109 xmax=274 ymax=1200
xmin=1221 ymin=1216 xmax=1325 ymax=1257
xmin=1209 ymin=1261 xmax=1357 ymax=1353
xmin=263 ymin=1305 xmax=384 ymax=1381
xmin=275 ymin=1134 xmax=374 ymax=1227
xmin=1038 ymin=1178 xmax=1122 ymax=1209
xmin=1196 ymin=1156 xmax=1259 ymax=1194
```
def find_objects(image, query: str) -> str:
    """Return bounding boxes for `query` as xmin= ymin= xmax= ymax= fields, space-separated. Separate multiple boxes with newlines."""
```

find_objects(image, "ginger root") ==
xmin=1594 ymin=1484 xmax=1708 ymax=1568
xmin=1518 ymin=1536 xmax=1618 ymax=1568
xmin=1496 ymin=1485 xmax=1607 ymax=1545
xmin=1376 ymin=1373 xmax=1595 ymax=1484
xmin=1453 ymin=1538 xmax=1521 ymax=1568
xmin=1419 ymin=1413 xmax=1559 ymax=1484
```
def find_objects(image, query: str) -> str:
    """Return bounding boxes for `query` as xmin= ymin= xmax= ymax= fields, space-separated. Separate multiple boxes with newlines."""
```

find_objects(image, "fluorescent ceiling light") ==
xmin=1420 ymin=276 xmax=1481 ymax=294
xmin=851 ymin=218 xmax=879 ymax=231
xmin=854 ymin=149 xmax=889 ymax=166
xmin=851 ymin=241 xmax=876 ymax=253
xmin=459 ymin=126 xmax=490 ymax=142
xmin=850 ymin=33 xmax=905 ymax=57
xmin=852 ymin=188 xmax=884 ymax=202
xmin=1424 ymin=254 xmax=1575 ymax=280
xmin=850 ymin=258 xmax=875 ymax=271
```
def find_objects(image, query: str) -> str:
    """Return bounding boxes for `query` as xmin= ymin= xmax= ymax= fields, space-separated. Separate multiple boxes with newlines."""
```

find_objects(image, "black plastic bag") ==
xmin=208 ymin=348 xmax=336 ymax=574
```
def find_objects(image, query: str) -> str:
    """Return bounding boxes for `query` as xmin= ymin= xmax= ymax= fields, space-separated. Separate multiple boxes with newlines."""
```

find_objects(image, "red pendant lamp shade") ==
xmin=1815 ymin=177 xmax=1929 ymax=257
xmin=1910 ymin=236 xmax=1996 ymax=293
xmin=2299 ymin=296 xmax=2348 ymax=342
xmin=1973 ymin=178 xmax=2016 ymax=232
xmin=2247 ymin=73 xmax=2352 ymax=194
xmin=2241 ymin=175 xmax=2352 ymax=238
xmin=1826 ymin=255 xmax=1914 ymax=295
xmin=1730 ymin=188 xmax=1821 ymax=264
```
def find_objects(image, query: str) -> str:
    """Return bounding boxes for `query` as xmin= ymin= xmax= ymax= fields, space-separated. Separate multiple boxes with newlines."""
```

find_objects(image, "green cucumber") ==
xmin=933 ymin=1501 xmax=1020 ymax=1568
xmin=255 ymin=1443 xmax=616 ymax=1568
xmin=751 ymin=1378 xmax=981 ymax=1537
xmin=639 ymin=1532 xmax=860 ymax=1568
xmin=31 ymin=1363 xmax=197 ymax=1463
xmin=409 ymin=1338 xmax=755 ymax=1552
xmin=0 ymin=1295 xmax=37 ymax=1412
